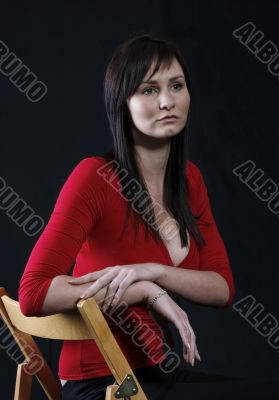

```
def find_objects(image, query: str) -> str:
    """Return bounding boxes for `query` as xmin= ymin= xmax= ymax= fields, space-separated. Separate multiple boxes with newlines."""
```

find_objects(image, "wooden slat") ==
xmin=14 ymin=362 xmax=32 ymax=400
xmin=0 ymin=288 xmax=61 ymax=399
xmin=1 ymin=295 xmax=92 ymax=340
xmin=105 ymin=384 xmax=119 ymax=400
xmin=78 ymin=298 xmax=148 ymax=400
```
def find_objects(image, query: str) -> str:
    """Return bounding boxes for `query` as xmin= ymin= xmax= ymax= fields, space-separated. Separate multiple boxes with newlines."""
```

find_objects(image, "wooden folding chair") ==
xmin=0 ymin=287 xmax=149 ymax=400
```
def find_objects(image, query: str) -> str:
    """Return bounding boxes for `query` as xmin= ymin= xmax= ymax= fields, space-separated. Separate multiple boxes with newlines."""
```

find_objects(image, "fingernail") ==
xmin=198 ymin=354 xmax=201 ymax=361
xmin=191 ymin=358 xmax=194 ymax=366
xmin=79 ymin=294 xmax=85 ymax=299
xmin=68 ymin=280 xmax=74 ymax=283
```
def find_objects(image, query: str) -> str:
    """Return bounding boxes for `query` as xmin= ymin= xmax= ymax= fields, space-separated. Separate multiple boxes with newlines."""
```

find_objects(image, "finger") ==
xmin=188 ymin=326 xmax=196 ymax=366
xmin=80 ymin=271 xmax=120 ymax=299
xmin=182 ymin=341 xmax=191 ymax=365
xmin=109 ymin=274 xmax=133 ymax=309
xmin=186 ymin=341 xmax=191 ymax=364
xmin=179 ymin=325 xmax=191 ymax=364
xmin=98 ymin=285 xmax=109 ymax=309
xmin=181 ymin=315 xmax=195 ymax=366
xmin=183 ymin=329 xmax=193 ymax=365
xmin=101 ymin=282 xmax=119 ymax=311
xmin=195 ymin=346 xmax=201 ymax=362
xmin=103 ymin=272 xmax=132 ymax=310
xmin=80 ymin=277 xmax=110 ymax=299
xmin=181 ymin=334 xmax=189 ymax=363
xmin=178 ymin=319 xmax=191 ymax=363
xmin=69 ymin=270 xmax=108 ymax=285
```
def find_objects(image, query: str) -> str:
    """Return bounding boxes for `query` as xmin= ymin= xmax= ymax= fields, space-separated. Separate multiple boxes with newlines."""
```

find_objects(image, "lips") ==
xmin=158 ymin=115 xmax=178 ymax=121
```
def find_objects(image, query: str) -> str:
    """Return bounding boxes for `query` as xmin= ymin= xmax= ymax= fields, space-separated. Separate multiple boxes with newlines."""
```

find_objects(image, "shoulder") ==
xmin=60 ymin=156 xmax=109 ymax=194
xmin=69 ymin=156 xmax=109 ymax=178
xmin=74 ymin=155 xmax=108 ymax=170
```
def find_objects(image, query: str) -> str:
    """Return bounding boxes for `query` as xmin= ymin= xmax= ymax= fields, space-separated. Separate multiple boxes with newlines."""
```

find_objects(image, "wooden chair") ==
xmin=0 ymin=287 xmax=149 ymax=400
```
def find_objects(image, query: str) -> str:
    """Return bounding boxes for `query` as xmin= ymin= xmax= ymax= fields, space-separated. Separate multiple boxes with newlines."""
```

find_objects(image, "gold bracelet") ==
xmin=147 ymin=290 xmax=168 ymax=308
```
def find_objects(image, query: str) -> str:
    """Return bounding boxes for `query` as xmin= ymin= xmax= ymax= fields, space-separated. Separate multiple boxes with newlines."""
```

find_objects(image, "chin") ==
xmin=159 ymin=129 xmax=181 ymax=137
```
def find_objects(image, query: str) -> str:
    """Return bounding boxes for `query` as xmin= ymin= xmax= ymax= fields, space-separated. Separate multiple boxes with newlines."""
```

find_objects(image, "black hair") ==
xmin=102 ymin=32 xmax=205 ymax=250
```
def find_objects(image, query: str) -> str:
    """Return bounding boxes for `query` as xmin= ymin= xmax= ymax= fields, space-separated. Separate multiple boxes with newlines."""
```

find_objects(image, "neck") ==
xmin=133 ymin=140 xmax=170 ymax=186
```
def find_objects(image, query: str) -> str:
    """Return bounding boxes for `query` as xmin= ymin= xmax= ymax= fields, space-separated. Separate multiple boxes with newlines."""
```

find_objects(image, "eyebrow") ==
xmin=141 ymin=75 xmax=185 ymax=84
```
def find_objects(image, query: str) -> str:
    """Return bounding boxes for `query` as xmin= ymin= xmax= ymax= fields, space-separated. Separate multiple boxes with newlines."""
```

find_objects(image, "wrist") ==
xmin=150 ymin=263 xmax=166 ymax=282
xmin=147 ymin=289 xmax=168 ymax=310
xmin=138 ymin=281 xmax=158 ymax=303
xmin=142 ymin=281 xmax=167 ymax=305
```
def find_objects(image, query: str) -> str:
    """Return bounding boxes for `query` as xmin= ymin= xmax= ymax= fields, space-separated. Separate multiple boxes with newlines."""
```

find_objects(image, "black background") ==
xmin=0 ymin=1 xmax=278 ymax=398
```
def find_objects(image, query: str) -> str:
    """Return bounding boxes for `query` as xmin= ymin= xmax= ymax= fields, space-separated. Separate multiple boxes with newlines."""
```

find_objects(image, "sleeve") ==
xmin=188 ymin=161 xmax=235 ymax=307
xmin=18 ymin=157 xmax=107 ymax=316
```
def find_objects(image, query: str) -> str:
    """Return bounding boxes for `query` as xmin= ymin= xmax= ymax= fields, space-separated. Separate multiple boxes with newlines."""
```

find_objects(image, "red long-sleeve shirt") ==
xmin=18 ymin=156 xmax=235 ymax=380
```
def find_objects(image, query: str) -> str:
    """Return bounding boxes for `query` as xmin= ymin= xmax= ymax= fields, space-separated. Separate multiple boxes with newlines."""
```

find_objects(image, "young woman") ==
xmin=18 ymin=33 xmax=235 ymax=399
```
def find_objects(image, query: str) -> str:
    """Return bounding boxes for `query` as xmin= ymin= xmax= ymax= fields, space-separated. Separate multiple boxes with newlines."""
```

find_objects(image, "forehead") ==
xmin=143 ymin=58 xmax=184 ymax=82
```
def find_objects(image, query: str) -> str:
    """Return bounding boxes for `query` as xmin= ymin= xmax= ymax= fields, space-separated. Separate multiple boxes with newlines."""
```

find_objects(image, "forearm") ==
xmin=40 ymin=275 xmax=149 ymax=316
xmin=154 ymin=265 xmax=230 ymax=306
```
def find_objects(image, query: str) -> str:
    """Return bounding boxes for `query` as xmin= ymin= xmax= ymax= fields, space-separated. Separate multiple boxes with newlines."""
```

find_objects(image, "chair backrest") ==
xmin=0 ymin=287 xmax=149 ymax=400
xmin=1 ymin=292 xmax=93 ymax=340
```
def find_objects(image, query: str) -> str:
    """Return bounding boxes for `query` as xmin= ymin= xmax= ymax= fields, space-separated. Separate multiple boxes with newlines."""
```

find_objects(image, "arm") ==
xmin=154 ymin=266 xmax=229 ymax=307
xmin=40 ymin=275 xmax=149 ymax=316
xmin=18 ymin=157 xmax=107 ymax=317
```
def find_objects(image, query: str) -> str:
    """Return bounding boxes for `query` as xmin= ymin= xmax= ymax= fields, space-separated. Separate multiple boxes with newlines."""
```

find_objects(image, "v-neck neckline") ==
xmin=157 ymin=230 xmax=192 ymax=268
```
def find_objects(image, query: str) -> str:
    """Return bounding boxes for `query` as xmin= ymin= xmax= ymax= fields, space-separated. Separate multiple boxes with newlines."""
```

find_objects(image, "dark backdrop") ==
xmin=0 ymin=1 xmax=278 ymax=398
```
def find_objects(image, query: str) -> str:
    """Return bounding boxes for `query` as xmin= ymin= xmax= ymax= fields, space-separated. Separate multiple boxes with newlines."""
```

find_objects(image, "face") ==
xmin=126 ymin=57 xmax=190 ymax=142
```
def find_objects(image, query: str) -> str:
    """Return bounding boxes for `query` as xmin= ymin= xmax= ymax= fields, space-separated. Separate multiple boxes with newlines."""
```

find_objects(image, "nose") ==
xmin=159 ymin=90 xmax=175 ymax=111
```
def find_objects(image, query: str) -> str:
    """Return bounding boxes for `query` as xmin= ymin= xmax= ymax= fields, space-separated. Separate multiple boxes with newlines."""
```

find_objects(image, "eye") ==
xmin=142 ymin=82 xmax=185 ymax=96
xmin=142 ymin=87 xmax=156 ymax=95
xmin=172 ymin=82 xmax=184 ymax=91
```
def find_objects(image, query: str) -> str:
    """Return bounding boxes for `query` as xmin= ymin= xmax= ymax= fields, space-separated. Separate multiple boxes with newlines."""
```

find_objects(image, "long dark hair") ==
xmin=102 ymin=32 xmax=205 ymax=250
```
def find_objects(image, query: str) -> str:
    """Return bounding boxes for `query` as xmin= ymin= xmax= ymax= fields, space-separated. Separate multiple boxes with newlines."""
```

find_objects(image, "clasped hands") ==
xmin=68 ymin=263 xmax=162 ymax=312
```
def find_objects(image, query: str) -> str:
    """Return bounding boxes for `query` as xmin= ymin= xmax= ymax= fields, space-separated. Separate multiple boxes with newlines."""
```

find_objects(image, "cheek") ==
xmin=181 ymin=92 xmax=190 ymax=111
xmin=130 ymin=99 xmax=154 ymax=121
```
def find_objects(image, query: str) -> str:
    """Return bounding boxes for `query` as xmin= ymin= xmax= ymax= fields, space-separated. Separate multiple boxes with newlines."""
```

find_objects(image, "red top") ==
xmin=18 ymin=156 xmax=235 ymax=380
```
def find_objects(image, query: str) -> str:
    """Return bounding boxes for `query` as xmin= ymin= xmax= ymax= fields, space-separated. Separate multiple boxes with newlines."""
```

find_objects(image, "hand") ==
xmin=68 ymin=263 xmax=163 ymax=311
xmin=148 ymin=307 xmax=174 ymax=348
xmin=146 ymin=283 xmax=201 ymax=367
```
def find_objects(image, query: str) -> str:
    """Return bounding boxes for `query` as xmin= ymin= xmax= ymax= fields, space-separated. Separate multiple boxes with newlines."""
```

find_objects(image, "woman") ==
xmin=18 ymin=33 xmax=235 ymax=399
